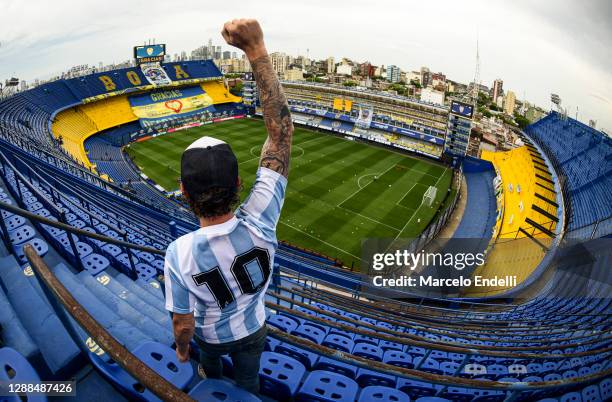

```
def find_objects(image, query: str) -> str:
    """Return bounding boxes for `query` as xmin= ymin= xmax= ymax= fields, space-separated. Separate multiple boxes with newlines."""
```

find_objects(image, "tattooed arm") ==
xmin=221 ymin=19 xmax=294 ymax=177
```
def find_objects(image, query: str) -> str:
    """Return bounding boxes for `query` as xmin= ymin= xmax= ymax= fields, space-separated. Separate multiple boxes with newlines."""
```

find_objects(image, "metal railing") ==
xmin=24 ymin=246 xmax=191 ymax=401
xmin=0 ymin=199 xmax=609 ymax=399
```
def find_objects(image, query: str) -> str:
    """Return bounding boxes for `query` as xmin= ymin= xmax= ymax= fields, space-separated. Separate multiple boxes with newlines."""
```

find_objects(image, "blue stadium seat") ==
xmin=581 ymin=384 xmax=602 ymax=402
xmin=9 ymin=224 xmax=36 ymax=244
xmin=133 ymin=341 xmax=193 ymax=387
xmin=0 ymin=256 xmax=80 ymax=375
xmin=296 ymin=370 xmax=359 ymax=402
xmin=352 ymin=343 xmax=384 ymax=361
xmin=353 ymin=334 xmax=380 ymax=346
xmin=188 ymin=378 xmax=261 ymax=402
xmin=379 ymin=340 xmax=404 ymax=352
xmin=274 ymin=343 xmax=319 ymax=370
xmin=0 ymin=285 xmax=38 ymax=360
xmin=292 ymin=323 xmax=326 ymax=344
xmin=135 ymin=263 xmax=156 ymax=281
xmin=322 ymin=334 xmax=354 ymax=353
xmin=357 ymin=385 xmax=409 ymax=402
xmin=383 ymin=350 xmax=412 ymax=369
xmin=396 ymin=378 xmax=438 ymax=400
xmin=0 ymin=347 xmax=47 ymax=402
xmin=259 ymin=352 xmax=305 ymax=400
xmin=264 ymin=336 xmax=281 ymax=352
xmin=600 ymin=378 xmax=611 ymax=400
xmin=81 ymin=253 xmax=110 ymax=275
xmin=559 ymin=392 xmax=582 ymax=402
xmin=356 ymin=368 xmax=396 ymax=388
xmin=268 ymin=314 xmax=300 ymax=333
xmin=314 ymin=357 xmax=358 ymax=379
xmin=90 ymin=342 xmax=192 ymax=401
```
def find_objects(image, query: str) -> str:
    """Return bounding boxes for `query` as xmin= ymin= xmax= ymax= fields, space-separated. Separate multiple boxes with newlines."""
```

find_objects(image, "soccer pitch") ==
xmin=127 ymin=118 xmax=452 ymax=267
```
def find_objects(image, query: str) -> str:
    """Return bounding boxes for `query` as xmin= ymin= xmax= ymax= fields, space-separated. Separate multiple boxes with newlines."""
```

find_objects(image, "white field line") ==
xmin=242 ymin=134 xmax=328 ymax=164
xmin=279 ymin=220 xmax=361 ymax=259
xmin=396 ymin=182 xmax=418 ymax=208
xmin=391 ymin=167 xmax=449 ymax=243
xmin=337 ymin=161 xmax=399 ymax=208
xmin=336 ymin=205 xmax=401 ymax=231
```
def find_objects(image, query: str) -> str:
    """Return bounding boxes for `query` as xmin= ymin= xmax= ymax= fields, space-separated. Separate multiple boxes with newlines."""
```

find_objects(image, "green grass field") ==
xmin=127 ymin=118 xmax=452 ymax=267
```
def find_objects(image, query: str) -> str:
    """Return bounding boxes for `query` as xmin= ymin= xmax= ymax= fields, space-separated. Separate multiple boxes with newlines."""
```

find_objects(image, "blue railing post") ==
xmin=0 ymin=208 xmax=11 ymax=252
xmin=122 ymin=232 xmax=138 ymax=280
xmin=60 ymin=211 xmax=84 ymax=272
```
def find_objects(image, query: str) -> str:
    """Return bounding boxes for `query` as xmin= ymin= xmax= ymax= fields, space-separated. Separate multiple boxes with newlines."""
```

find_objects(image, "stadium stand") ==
xmin=0 ymin=59 xmax=609 ymax=400
xmin=525 ymin=111 xmax=612 ymax=238
xmin=280 ymin=82 xmax=447 ymax=158
xmin=453 ymin=157 xmax=497 ymax=240
xmin=482 ymin=146 xmax=559 ymax=239
xmin=201 ymin=80 xmax=242 ymax=104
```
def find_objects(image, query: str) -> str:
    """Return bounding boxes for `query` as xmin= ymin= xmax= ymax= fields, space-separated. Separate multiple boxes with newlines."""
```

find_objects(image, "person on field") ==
xmin=164 ymin=18 xmax=294 ymax=394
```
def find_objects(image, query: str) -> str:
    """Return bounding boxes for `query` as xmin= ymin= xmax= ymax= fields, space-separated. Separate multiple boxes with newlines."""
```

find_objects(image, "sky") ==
xmin=0 ymin=0 xmax=610 ymax=131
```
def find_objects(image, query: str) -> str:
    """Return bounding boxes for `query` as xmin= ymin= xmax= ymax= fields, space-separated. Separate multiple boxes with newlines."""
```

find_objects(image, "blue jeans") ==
xmin=194 ymin=325 xmax=267 ymax=395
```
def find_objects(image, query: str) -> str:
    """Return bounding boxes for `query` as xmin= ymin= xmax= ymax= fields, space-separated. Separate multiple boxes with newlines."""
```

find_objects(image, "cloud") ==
xmin=0 ymin=0 xmax=610 ymax=131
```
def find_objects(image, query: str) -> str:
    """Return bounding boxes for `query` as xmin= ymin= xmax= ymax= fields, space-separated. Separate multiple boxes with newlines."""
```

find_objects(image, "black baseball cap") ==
xmin=180 ymin=136 xmax=239 ymax=198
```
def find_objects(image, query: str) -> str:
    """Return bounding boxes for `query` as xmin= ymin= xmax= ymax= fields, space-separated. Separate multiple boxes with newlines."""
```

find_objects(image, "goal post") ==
xmin=422 ymin=186 xmax=437 ymax=207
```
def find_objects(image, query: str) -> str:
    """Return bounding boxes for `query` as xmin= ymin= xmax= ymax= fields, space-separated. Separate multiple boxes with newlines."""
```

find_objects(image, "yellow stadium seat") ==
xmin=201 ymin=80 xmax=241 ymax=104
xmin=52 ymin=96 xmax=138 ymax=169
xmin=465 ymin=146 xmax=559 ymax=297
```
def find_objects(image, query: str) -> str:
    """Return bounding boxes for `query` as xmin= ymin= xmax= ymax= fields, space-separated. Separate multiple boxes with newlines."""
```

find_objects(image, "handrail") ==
xmin=24 ymin=246 xmax=192 ymax=401
xmin=267 ymin=326 xmax=612 ymax=392
xmin=296 ymin=285 xmax=611 ymax=328
xmin=278 ymin=262 xmax=523 ymax=315
xmin=0 ymin=200 xmax=163 ymax=256
xmin=11 ymin=153 xmax=128 ymax=237
xmin=267 ymin=294 xmax=611 ymax=356
xmin=0 ymin=150 xmax=62 ymax=216
xmin=275 ymin=286 xmax=610 ymax=344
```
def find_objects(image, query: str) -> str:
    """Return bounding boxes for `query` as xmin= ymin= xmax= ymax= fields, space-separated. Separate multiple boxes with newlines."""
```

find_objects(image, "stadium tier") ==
xmin=525 ymin=112 xmax=612 ymax=238
xmin=0 ymin=60 xmax=610 ymax=401
xmin=270 ymin=81 xmax=449 ymax=159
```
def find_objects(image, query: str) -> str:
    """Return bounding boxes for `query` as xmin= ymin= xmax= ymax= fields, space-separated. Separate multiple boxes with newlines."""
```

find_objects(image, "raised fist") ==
xmin=221 ymin=19 xmax=267 ymax=60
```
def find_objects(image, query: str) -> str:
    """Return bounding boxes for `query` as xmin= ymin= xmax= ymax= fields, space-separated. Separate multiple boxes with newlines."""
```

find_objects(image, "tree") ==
xmin=343 ymin=81 xmax=358 ymax=87
xmin=514 ymin=114 xmax=530 ymax=129
xmin=230 ymin=82 xmax=243 ymax=96
xmin=388 ymin=83 xmax=408 ymax=96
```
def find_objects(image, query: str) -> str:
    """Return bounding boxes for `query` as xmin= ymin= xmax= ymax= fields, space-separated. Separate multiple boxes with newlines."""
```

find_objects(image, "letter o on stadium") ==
xmin=126 ymin=71 xmax=142 ymax=86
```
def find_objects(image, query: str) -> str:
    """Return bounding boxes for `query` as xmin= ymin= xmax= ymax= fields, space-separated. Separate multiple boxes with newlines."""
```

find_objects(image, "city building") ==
xmin=336 ymin=64 xmax=353 ymax=76
xmin=359 ymin=62 xmax=376 ymax=78
xmin=504 ymin=90 xmax=516 ymax=115
xmin=420 ymin=87 xmax=445 ymax=106
xmin=284 ymin=68 xmax=304 ymax=81
xmin=325 ymin=57 xmax=335 ymax=74
xmin=386 ymin=65 xmax=401 ymax=83
xmin=270 ymin=52 xmax=288 ymax=75
xmin=420 ymin=66 xmax=431 ymax=87
xmin=431 ymin=72 xmax=446 ymax=91
xmin=492 ymin=78 xmax=504 ymax=103
xmin=406 ymin=71 xmax=420 ymax=85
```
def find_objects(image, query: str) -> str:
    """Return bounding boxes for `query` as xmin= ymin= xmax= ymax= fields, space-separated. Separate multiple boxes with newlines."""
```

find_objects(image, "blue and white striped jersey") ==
xmin=164 ymin=167 xmax=287 ymax=343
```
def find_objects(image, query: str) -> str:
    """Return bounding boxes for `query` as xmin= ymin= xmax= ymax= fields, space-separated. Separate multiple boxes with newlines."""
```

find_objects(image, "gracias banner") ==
xmin=129 ymin=85 xmax=214 ymax=127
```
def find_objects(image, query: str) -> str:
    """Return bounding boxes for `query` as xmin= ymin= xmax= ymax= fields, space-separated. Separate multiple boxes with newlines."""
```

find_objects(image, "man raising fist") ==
xmin=164 ymin=19 xmax=293 ymax=395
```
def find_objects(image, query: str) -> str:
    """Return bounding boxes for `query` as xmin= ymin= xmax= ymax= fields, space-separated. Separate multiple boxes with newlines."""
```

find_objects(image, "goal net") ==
xmin=422 ymin=186 xmax=438 ymax=207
